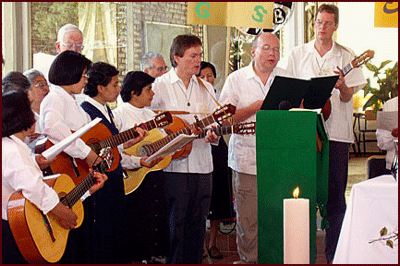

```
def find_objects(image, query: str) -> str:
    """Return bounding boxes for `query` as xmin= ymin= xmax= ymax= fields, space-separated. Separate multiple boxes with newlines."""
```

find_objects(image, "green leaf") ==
xmin=380 ymin=227 xmax=388 ymax=236
xmin=386 ymin=240 xmax=394 ymax=248
xmin=378 ymin=60 xmax=392 ymax=70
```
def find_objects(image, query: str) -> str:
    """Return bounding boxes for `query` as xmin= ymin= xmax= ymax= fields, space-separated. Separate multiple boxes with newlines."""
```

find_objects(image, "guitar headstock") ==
xmin=212 ymin=104 xmax=236 ymax=124
xmin=351 ymin=50 xmax=375 ymax=68
xmin=154 ymin=111 xmax=173 ymax=128
xmin=98 ymin=147 xmax=113 ymax=173
xmin=233 ymin=122 xmax=256 ymax=135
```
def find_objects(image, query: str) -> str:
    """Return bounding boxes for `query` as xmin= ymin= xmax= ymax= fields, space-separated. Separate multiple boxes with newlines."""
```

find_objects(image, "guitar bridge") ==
xmin=41 ymin=212 xmax=56 ymax=242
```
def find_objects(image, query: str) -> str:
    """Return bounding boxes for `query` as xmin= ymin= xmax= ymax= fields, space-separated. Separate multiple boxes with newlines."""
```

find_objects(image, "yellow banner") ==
xmin=187 ymin=2 xmax=273 ymax=28
xmin=374 ymin=2 xmax=398 ymax=28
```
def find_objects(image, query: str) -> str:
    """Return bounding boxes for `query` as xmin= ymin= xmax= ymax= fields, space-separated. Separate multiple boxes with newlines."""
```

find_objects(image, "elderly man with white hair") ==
xmin=33 ymin=24 xmax=84 ymax=82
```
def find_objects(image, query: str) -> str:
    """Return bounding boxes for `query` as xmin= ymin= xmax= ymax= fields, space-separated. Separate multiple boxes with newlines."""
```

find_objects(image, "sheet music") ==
xmin=145 ymin=134 xmax=197 ymax=164
xmin=42 ymin=117 xmax=102 ymax=159
xmin=377 ymin=111 xmax=398 ymax=131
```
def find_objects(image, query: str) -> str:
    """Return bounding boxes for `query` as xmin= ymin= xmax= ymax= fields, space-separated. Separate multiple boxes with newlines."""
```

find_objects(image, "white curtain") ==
xmin=78 ymin=2 xmax=117 ymax=65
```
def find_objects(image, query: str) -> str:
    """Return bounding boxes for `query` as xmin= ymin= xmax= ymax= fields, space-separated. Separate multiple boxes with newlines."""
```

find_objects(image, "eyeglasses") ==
xmin=259 ymin=46 xmax=280 ymax=54
xmin=315 ymin=20 xmax=335 ymax=27
xmin=33 ymin=82 xmax=49 ymax=89
xmin=82 ymin=73 xmax=89 ymax=79
xmin=152 ymin=66 xmax=168 ymax=72
xmin=61 ymin=42 xmax=85 ymax=50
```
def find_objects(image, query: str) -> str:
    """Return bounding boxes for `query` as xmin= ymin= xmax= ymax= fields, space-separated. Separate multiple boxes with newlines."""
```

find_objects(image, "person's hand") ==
xmin=205 ymin=128 xmax=219 ymax=143
xmin=334 ymin=67 xmax=353 ymax=102
xmin=190 ymin=124 xmax=203 ymax=136
xmin=28 ymin=132 xmax=42 ymax=143
xmin=48 ymin=202 xmax=78 ymax=230
xmin=123 ymin=126 xmax=148 ymax=149
xmin=88 ymin=171 xmax=108 ymax=194
xmin=392 ymin=127 xmax=398 ymax=138
xmin=140 ymin=156 xmax=164 ymax=168
xmin=35 ymin=154 xmax=56 ymax=170
xmin=85 ymin=149 xmax=102 ymax=167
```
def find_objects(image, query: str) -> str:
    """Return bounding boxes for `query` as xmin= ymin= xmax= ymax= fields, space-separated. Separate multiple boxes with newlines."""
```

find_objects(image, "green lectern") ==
xmin=256 ymin=110 xmax=329 ymax=264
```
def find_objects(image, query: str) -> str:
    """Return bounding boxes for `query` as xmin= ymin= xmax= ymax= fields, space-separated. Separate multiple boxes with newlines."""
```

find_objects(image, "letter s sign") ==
xmin=196 ymin=2 xmax=211 ymax=19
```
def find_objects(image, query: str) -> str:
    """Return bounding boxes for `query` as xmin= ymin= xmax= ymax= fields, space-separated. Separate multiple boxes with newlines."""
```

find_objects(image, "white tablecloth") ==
xmin=333 ymin=175 xmax=398 ymax=264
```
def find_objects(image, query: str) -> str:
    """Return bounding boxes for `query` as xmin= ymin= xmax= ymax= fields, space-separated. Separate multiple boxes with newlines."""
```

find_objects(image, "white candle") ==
xmin=283 ymin=187 xmax=310 ymax=264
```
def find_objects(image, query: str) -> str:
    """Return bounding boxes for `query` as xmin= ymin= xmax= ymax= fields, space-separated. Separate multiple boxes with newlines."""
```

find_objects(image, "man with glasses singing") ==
xmin=285 ymin=4 xmax=366 ymax=264
xmin=218 ymin=32 xmax=287 ymax=264
xmin=34 ymin=24 xmax=84 ymax=82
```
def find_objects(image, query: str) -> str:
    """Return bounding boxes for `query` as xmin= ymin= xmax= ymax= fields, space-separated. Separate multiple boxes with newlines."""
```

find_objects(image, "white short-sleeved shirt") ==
xmin=219 ymin=62 xmax=288 ymax=176
xmin=149 ymin=68 xmax=218 ymax=174
xmin=286 ymin=40 xmax=367 ymax=143
xmin=376 ymin=96 xmax=398 ymax=169
xmin=39 ymin=85 xmax=92 ymax=159
xmin=113 ymin=102 xmax=160 ymax=169
xmin=2 ymin=136 xmax=59 ymax=220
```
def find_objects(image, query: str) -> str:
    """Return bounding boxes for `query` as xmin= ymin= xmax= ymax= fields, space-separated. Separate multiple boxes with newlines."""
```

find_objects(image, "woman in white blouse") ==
xmin=2 ymin=90 xmax=106 ymax=263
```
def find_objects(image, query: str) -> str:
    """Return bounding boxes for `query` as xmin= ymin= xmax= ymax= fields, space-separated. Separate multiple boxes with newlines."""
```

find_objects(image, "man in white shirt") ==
xmin=376 ymin=96 xmax=398 ymax=171
xmin=219 ymin=32 xmax=287 ymax=264
xmin=285 ymin=4 xmax=367 ymax=263
xmin=149 ymin=34 xmax=218 ymax=264
xmin=34 ymin=24 xmax=84 ymax=82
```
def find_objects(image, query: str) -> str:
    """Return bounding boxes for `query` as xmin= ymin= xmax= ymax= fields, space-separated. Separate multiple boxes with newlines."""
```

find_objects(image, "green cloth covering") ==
xmin=256 ymin=110 xmax=329 ymax=264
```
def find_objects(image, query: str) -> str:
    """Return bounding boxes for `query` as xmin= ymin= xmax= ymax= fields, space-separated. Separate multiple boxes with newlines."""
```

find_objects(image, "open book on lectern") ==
xmin=260 ymin=75 xmax=339 ymax=110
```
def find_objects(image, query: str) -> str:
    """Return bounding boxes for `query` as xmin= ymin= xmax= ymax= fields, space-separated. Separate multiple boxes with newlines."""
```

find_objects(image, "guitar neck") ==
xmin=197 ymin=125 xmax=234 ymax=139
xmin=98 ymin=120 xmax=156 ymax=149
xmin=148 ymin=115 xmax=217 ymax=154
xmin=60 ymin=161 xmax=108 ymax=208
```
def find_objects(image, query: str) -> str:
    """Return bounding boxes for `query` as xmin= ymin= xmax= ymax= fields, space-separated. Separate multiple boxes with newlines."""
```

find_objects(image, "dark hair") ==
xmin=49 ymin=50 xmax=92 ymax=86
xmin=317 ymin=4 xmax=339 ymax=25
xmin=84 ymin=62 xmax=119 ymax=97
xmin=170 ymin=35 xmax=202 ymax=67
xmin=2 ymin=90 xmax=36 ymax=137
xmin=2 ymin=71 xmax=31 ymax=93
xmin=120 ymin=71 xmax=155 ymax=102
xmin=197 ymin=61 xmax=217 ymax=78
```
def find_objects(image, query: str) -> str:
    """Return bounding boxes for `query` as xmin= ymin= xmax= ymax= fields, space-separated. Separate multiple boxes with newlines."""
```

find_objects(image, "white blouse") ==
xmin=39 ymin=85 xmax=92 ymax=159
xmin=2 ymin=136 xmax=59 ymax=220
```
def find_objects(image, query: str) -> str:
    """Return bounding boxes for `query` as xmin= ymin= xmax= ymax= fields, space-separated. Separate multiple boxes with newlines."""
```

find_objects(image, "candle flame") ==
xmin=293 ymin=187 xmax=300 ymax=199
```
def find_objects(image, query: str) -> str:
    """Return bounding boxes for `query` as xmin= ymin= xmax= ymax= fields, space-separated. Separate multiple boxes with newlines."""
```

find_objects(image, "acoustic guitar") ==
xmin=321 ymin=50 xmax=375 ymax=120
xmin=122 ymin=104 xmax=236 ymax=194
xmin=7 ymin=148 xmax=113 ymax=264
xmin=123 ymin=121 xmax=256 ymax=195
xmin=41 ymin=112 xmax=172 ymax=185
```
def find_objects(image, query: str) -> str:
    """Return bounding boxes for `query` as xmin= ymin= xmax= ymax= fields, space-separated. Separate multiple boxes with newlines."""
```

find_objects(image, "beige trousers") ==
xmin=232 ymin=170 xmax=258 ymax=264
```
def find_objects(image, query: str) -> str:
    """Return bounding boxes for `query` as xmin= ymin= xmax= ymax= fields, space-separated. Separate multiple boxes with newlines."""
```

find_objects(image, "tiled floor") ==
xmin=202 ymin=154 xmax=371 ymax=264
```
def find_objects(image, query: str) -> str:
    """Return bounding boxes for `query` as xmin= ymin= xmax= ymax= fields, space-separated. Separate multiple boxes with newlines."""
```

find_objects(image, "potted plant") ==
xmin=362 ymin=60 xmax=398 ymax=116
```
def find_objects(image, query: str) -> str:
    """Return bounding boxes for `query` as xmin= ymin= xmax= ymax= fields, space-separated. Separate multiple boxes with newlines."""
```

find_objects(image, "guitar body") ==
xmin=45 ymin=123 xmax=120 ymax=185
xmin=7 ymin=174 xmax=84 ymax=263
xmin=321 ymin=98 xmax=332 ymax=121
xmin=165 ymin=116 xmax=193 ymax=159
xmin=123 ymin=129 xmax=172 ymax=195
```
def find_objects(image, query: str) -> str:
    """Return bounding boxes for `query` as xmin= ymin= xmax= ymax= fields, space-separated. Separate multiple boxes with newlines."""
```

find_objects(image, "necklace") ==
xmin=315 ymin=57 xmax=329 ymax=76
xmin=178 ymin=80 xmax=193 ymax=107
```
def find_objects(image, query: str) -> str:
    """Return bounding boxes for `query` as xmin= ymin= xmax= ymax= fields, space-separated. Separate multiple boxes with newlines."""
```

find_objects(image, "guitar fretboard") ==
xmin=61 ymin=159 xmax=109 ymax=208
xmin=98 ymin=120 xmax=156 ymax=149
xmin=146 ymin=115 xmax=217 ymax=155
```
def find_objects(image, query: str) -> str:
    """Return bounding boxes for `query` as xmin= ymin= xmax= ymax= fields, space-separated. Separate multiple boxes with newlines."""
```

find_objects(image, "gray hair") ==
xmin=23 ymin=69 xmax=45 ymax=85
xmin=57 ymin=24 xmax=82 ymax=42
xmin=140 ymin=52 xmax=164 ymax=71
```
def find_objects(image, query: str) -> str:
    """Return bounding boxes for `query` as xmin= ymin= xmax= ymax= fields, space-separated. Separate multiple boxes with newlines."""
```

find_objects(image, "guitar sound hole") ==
xmin=139 ymin=145 xmax=151 ymax=157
